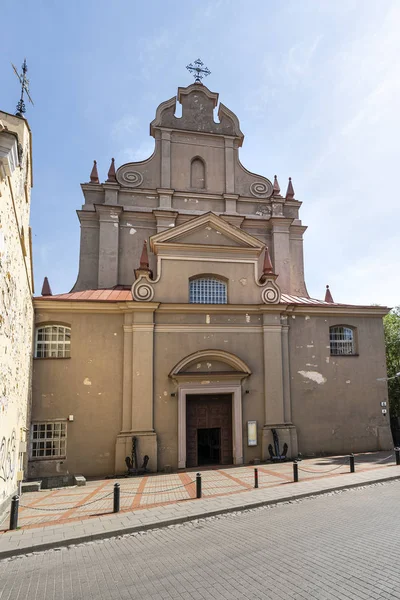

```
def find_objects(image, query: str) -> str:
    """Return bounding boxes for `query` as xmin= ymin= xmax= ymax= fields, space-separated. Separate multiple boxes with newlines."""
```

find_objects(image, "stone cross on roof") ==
xmin=186 ymin=58 xmax=211 ymax=83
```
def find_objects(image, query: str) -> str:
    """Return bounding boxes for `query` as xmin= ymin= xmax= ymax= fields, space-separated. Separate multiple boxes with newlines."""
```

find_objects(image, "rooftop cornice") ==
xmin=33 ymin=298 xmax=389 ymax=318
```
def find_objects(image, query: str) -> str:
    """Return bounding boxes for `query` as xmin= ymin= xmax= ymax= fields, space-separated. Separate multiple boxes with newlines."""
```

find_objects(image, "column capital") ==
xmin=270 ymin=217 xmax=292 ymax=232
xmin=95 ymin=204 xmax=123 ymax=222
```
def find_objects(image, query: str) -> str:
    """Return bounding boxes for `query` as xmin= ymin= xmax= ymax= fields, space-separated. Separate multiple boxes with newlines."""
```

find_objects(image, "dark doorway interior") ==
xmin=186 ymin=394 xmax=233 ymax=468
xmin=197 ymin=428 xmax=221 ymax=465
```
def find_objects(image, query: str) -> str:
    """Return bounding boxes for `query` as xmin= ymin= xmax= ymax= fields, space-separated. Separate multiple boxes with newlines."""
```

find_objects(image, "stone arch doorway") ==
xmin=169 ymin=350 xmax=251 ymax=469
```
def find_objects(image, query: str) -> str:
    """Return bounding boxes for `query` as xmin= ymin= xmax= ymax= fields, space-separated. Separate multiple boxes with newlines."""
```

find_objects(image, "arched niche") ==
xmin=190 ymin=156 xmax=206 ymax=189
xmin=169 ymin=349 xmax=251 ymax=379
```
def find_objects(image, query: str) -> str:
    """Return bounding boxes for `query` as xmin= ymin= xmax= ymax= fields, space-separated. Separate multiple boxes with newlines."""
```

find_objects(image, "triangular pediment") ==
xmin=150 ymin=212 xmax=264 ymax=253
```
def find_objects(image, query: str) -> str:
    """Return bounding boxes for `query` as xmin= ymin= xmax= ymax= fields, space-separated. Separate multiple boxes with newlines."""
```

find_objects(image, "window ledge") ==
xmin=29 ymin=457 xmax=66 ymax=462
xmin=330 ymin=353 xmax=359 ymax=358
xmin=34 ymin=357 xmax=71 ymax=360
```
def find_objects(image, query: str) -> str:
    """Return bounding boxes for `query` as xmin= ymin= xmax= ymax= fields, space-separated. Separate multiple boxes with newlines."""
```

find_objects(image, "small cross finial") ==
xmin=186 ymin=58 xmax=211 ymax=84
xmin=11 ymin=59 xmax=34 ymax=117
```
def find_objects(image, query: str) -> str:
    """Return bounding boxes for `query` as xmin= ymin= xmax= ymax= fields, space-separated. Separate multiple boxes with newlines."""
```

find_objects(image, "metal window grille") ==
xmin=330 ymin=326 xmax=355 ymax=355
xmin=35 ymin=325 xmax=71 ymax=358
xmin=189 ymin=278 xmax=227 ymax=304
xmin=31 ymin=422 xmax=67 ymax=459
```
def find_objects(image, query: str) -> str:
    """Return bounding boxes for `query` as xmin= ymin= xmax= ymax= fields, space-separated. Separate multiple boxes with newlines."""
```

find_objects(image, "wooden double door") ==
xmin=186 ymin=394 xmax=233 ymax=467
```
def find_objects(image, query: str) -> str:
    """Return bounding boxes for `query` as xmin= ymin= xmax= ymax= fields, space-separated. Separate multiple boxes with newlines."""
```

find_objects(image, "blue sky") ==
xmin=1 ymin=0 xmax=399 ymax=305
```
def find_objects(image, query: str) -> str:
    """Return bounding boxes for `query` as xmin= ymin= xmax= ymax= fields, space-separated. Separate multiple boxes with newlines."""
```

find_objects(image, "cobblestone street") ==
xmin=1 ymin=480 xmax=399 ymax=599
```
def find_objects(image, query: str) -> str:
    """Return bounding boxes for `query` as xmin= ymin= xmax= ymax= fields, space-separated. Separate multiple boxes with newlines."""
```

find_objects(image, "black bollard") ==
xmin=113 ymin=483 xmax=120 ymax=513
xmin=293 ymin=461 xmax=299 ymax=483
xmin=254 ymin=468 xmax=259 ymax=489
xmin=196 ymin=473 xmax=202 ymax=499
xmin=9 ymin=495 xmax=19 ymax=530
xmin=396 ymin=448 xmax=400 ymax=466
xmin=349 ymin=454 xmax=355 ymax=473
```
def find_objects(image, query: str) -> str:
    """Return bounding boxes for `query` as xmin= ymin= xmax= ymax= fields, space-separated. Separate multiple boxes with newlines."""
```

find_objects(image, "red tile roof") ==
xmin=34 ymin=288 xmax=132 ymax=302
xmin=34 ymin=288 xmax=362 ymax=307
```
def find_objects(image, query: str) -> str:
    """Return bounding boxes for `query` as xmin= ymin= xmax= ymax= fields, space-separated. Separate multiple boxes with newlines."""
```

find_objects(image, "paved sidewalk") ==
xmin=1 ymin=452 xmax=399 ymax=559
xmin=0 ymin=451 xmax=395 ymax=532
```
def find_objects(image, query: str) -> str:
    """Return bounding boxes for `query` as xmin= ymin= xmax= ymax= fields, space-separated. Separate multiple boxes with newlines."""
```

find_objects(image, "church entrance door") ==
xmin=186 ymin=394 xmax=233 ymax=468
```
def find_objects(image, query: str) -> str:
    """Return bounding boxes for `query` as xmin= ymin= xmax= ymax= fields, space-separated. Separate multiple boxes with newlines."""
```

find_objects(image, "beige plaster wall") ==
xmin=289 ymin=315 xmax=391 ymax=454
xmin=29 ymin=312 xmax=123 ymax=478
xmin=30 ymin=305 xmax=393 ymax=477
xmin=152 ymin=259 xmax=263 ymax=304
xmin=0 ymin=112 xmax=33 ymax=511
xmin=170 ymin=132 xmax=225 ymax=194
xmin=118 ymin=218 xmax=157 ymax=286
xmin=153 ymin=325 xmax=265 ymax=470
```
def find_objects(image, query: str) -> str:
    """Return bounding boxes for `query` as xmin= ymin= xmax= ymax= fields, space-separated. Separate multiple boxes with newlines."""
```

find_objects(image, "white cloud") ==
xmin=111 ymin=115 xmax=139 ymax=141
xmin=292 ymin=2 xmax=400 ymax=307
xmin=116 ymin=139 xmax=155 ymax=164
xmin=284 ymin=35 xmax=323 ymax=80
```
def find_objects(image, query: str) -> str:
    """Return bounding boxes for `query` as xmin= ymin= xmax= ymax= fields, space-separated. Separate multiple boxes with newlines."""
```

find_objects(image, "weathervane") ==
xmin=11 ymin=59 xmax=34 ymax=117
xmin=186 ymin=58 xmax=211 ymax=84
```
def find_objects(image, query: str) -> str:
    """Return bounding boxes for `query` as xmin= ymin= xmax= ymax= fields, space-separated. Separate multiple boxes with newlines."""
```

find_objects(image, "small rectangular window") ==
xmin=189 ymin=277 xmax=227 ymax=304
xmin=31 ymin=422 xmax=67 ymax=459
xmin=330 ymin=326 xmax=356 ymax=355
xmin=35 ymin=325 xmax=71 ymax=358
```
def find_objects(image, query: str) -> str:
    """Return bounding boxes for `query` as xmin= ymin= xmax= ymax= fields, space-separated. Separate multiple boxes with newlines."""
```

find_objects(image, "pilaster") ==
xmin=289 ymin=225 xmax=308 ymax=296
xmin=262 ymin=315 xmax=285 ymax=426
xmin=271 ymin=217 xmax=292 ymax=294
xmin=116 ymin=305 xmax=158 ymax=474
xmin=103 ymin=182 xmax=119 ymax=205
xmin=153 ymin=209 xmax=178 ymax=233
xmin=281 ymin=317 xmax=292 ymax=423
xmin=224 ymin=193 xmax=238 ymax=213
xmin=96 ymin=205 xmax=122 ymax=288
xmin=121 ymin=313 xmax=133 ymax=432
xmin=160 ymin=130 xmax=171 ymax=189
xmin=156 ymin=189 xmax=174 ymax=212
xmin=224 ymin=137 xmax=235 ymax=194
xmin=130 ymin=310 xmax=156 ymax=432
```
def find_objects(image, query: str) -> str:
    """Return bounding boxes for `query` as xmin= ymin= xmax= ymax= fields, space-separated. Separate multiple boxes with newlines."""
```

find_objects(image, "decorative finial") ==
xmin=107 ymin=158 xmax=117 ymax=183
xmin=90 ymin=160 xmax=99 ymax=183
xmin=41 ymin=277 xmax=52 ymax=297
xmin=140 ymin=240 xmax=150 ymax=270
xmin=263 ymin=246 xmax=274 ymax=275
xmin=273 ymin=175 xmax=281 ymax=195
xmin=325 ymin=285 xmax=334 ymax=303
xmin=286 ymin=177 xmax=295 ymax=200
xmin=186 ymin=58 xmax=211 ymax=84
xmin=12 ymin=59 xmax=34 ymax=117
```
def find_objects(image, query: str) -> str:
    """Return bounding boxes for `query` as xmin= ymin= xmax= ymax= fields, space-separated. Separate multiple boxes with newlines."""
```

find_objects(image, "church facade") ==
xmin=29 ymin=82 xmax=391 ymax=480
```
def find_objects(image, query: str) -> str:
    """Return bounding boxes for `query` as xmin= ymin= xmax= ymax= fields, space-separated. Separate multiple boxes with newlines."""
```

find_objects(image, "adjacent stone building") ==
xmin=30 ymin=82 xmax=391 ymax=480
xmin=0 ymin=111 xmax=34 ymax=513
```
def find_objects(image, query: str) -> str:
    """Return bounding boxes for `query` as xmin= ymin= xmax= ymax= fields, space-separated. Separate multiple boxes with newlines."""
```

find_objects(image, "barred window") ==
xmin=189 ymin=277 xmax=227 ymax=304
xmin=35 ymin=325 xmax=71 ymax=358
xmin=330 ymin=326 xmax=356 ymax=355
xmin=31 ymin=422 xmax=67 ymax=459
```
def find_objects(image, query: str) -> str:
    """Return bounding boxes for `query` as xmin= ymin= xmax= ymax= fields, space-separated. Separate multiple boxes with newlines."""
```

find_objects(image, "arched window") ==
xmin=35 ymin=325 xmax=71 ymax=358
xmin=190 ymin=157 xmax=206 ymax=189
xmin=189 ymin=277 xmax=227 ymax=304
xmin=329 ymin=326 xmax=356 ymax=356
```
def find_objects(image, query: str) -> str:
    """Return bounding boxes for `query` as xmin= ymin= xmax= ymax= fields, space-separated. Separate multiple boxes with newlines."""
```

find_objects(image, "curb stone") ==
xmin=1 ymin=473 xmax=399 ymax=560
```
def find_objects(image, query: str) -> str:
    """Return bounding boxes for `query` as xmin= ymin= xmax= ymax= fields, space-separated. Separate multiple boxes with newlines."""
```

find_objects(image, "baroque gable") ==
xmin=72 ymin=82 xmax=308 ymax=297
xmin=150 ymin=212 xmax=264 ymax=255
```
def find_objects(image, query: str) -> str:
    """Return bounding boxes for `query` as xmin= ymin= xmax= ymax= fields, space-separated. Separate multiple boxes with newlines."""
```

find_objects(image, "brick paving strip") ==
xmin=1 ymin=451 xmax=399 ymax=559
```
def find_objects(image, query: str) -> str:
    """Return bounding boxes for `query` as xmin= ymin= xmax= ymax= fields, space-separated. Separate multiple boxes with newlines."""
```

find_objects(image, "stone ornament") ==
xmin=255 ymin=203 xmax=271 ymax=217
xmin=272 ymin=202 xmax=284 ymax=216
xmin=250 ymin=180 xmax=273 ymax=198
xmin=117 ymin=167 xmax=144 ymax=187
xmin=131 ymin=278 xmax=154 ymax=302
xmin=261 ymin=280 xmax=281 ymax=304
